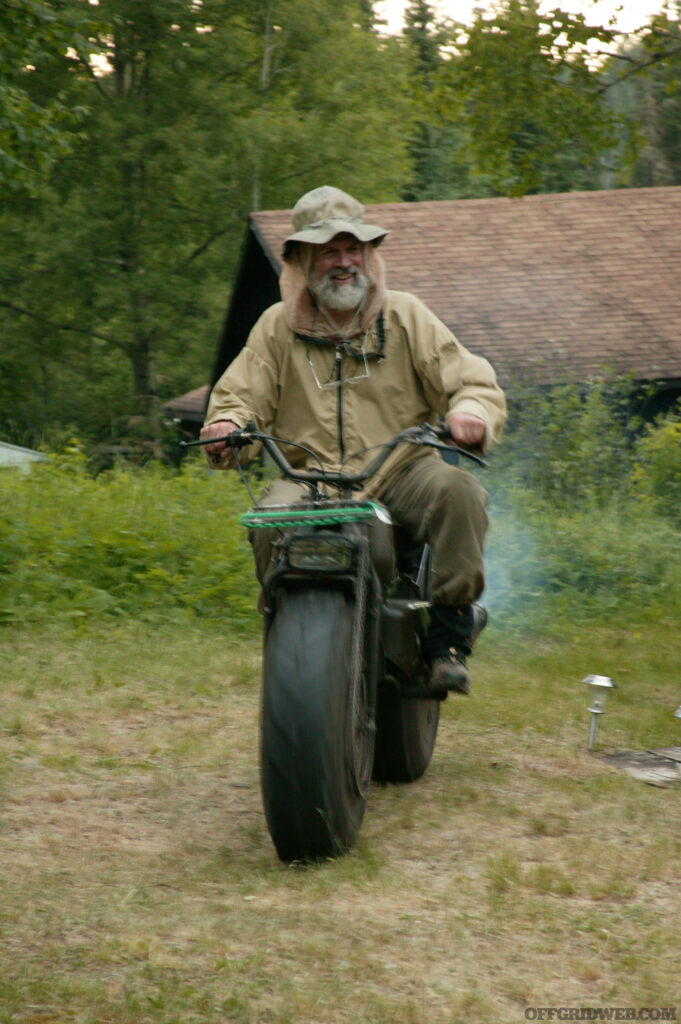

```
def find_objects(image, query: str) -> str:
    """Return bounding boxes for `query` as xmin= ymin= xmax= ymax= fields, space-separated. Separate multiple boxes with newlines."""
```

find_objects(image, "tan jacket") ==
xmin=205 ymin=289 xmax=506 ymax=497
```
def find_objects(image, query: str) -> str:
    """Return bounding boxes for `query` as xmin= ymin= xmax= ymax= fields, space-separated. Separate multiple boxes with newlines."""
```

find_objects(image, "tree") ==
xmin=625 ymin=2 xmax=681 ymax=185
xmin=0 ymin=0 xmax=96 ymax=194
xmin=435 ymin=0 xmax=622 ymax=196
xmin=401 ymin=0 xmax=473 ymax=201
xmin=0 ymin=0 xmax=416 ymax=448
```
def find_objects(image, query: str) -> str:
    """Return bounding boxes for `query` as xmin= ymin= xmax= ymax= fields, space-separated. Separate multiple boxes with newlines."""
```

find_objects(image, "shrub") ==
xmin=3 ymin=385 xmax=681 ymax=632
xmin=483 ymin=381 xmax=681 ymax=627
xmin=632 ymin=415 xmax=681 ymax=525
xmin=0 ymin=451 xmax=261 ymax=629
xmin=492 ymin=376 xmax=636 ymax=510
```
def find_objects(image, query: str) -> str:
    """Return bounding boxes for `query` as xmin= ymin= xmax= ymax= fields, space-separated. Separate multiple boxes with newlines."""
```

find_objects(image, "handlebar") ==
xmin=181 ymin=421 xmax=486 ymax=490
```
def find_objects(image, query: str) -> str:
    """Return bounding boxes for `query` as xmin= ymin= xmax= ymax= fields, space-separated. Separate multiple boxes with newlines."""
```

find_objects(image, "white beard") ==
xmin=312 ymin=269 xmax=369 ymax=312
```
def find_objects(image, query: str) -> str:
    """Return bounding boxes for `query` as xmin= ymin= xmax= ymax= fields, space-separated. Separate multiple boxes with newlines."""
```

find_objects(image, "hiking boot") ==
xmin=428 ymin=650 xmax=471 ymax=696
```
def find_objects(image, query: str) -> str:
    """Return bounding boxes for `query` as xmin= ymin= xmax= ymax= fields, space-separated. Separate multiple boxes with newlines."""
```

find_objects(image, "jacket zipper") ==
xmin=335 ymin=348 xmax=345 ymax=462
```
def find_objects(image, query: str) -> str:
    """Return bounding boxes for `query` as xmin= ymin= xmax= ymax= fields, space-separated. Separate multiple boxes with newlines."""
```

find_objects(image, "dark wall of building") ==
xmin=211 ymin=228 xmax=281 ymax=388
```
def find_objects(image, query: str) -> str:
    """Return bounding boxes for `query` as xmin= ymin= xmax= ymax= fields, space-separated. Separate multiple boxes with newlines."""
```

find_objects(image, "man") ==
xmin=201 ymin=186 xmax=506 ymax=695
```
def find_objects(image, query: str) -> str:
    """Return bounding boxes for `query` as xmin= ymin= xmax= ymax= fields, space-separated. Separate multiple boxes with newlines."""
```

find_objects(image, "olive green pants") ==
xmin=250 ymin=456 xmax=489 ymax=608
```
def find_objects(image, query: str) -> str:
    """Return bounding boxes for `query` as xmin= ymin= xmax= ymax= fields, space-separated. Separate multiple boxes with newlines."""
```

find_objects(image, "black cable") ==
xmin=233 ymin=449 xmax=259 ymax=507
xmin=265 ymin=434 xmax=325 ymax=471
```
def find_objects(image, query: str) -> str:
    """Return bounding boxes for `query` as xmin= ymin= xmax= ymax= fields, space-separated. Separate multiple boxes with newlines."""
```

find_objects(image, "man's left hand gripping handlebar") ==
xmin=445 ymin=412 xmax=486 ymax=449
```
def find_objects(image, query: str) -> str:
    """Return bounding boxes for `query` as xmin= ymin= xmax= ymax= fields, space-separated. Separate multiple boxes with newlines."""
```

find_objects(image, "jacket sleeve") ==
xmin=400 ymin=293 xmax=507 ymax=451
xmin=204 ymin=305 xmax=283 ymax=430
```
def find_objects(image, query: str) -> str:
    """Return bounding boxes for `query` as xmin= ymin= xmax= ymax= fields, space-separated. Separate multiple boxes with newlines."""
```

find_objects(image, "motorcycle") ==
xmin=184 ymin=422 xmax=486 ymax=862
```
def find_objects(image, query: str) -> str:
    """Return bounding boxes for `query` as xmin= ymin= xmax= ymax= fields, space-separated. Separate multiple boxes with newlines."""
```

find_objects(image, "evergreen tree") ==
xmin=401 ymin=0 xmax=486 ymax=200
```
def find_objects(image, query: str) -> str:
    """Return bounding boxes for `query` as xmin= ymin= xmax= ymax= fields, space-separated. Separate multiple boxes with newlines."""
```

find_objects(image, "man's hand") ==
xmin=199 ymin=419 xmax=240 ymax=467
xmin=445 ymin=412 xmax=486 ymax=448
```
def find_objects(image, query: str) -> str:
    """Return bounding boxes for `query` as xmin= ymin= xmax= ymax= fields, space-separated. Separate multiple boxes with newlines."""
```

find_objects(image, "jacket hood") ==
xmin=279 ymin=242 xmax=386 ymax=340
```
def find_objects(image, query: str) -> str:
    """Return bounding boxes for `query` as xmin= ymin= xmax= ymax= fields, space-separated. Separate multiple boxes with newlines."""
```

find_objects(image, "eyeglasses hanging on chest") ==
xmin=305 ymin=343 xmax=372 ymax=390
xmin=301 ymin=313 xmax=387 ymax=391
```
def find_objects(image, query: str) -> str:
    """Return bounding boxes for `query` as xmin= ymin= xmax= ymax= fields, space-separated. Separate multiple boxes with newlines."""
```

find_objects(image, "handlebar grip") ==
xmin=178 ymin=422 xmax=256 ymax=450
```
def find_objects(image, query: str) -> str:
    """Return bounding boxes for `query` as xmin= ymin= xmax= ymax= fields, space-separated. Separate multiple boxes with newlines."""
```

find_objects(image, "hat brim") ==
xmin=283 ymin=217 xmax=388 ymax=259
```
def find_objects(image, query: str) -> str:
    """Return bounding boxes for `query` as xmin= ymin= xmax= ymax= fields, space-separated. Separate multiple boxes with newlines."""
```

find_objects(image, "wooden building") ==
xmin=163 ymin=186 xmax=681 ymax=435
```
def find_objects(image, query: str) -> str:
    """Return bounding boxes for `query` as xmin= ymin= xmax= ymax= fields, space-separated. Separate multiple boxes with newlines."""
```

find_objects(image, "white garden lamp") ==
xmin=584 ymin=675 xmax=616 ymax=749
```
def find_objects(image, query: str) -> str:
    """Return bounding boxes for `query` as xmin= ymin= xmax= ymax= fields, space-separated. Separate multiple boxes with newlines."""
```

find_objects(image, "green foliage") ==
xmin=0 ymin=0 xmax=416 ymax=448
xmin=485 ymin=494 xmax=681 ymax=633
xmin=484 ymin=380 xmax=681 ymax=627
xmin=401 ymin=0 xmax=496 ymax=200
xmin=0 ymin=454 xmax=260 ymax=628
xmin=396 ymin=0 xmax=663 ymax=200
xmin=492 ymin=501 xmax=680 ymax=607
xmin=3 ymin=383 xmax=681 ymax=633
xmin=494 ymin=377 xmax=636 ymax=509
xmin=633 ymin=414 xmax=681 ymax=522
xmin=435 ymin=0 xmax=622 ymax=195
xmin=0 ymin=0 xmax=97 ymax=194
xmin=628 ymin=4 xmax=681 ymax=186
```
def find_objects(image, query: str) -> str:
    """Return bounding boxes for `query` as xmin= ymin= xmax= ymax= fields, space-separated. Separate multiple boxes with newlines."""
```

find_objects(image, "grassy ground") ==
xmin=1 ymin=615 xmax=680 ymax=1024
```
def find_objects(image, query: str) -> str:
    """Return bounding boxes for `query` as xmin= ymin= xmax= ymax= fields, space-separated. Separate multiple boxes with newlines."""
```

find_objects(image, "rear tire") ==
xmin=372 ymin=687 xmax=440 ymax=783
xmin=261 ymin=588 xmax=374 ymax=862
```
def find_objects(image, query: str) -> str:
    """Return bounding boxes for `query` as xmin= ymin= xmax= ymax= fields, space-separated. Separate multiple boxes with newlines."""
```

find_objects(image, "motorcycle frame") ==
xmin=251 ymin=500 xmax=435 ymax=707
xmin=196 ymin=420 xmax=485 ymax=700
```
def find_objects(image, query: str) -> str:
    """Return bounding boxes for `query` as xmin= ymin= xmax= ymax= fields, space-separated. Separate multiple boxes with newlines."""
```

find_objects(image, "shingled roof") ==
xmin=250 ymin=186 xmax=681 ymax=387
xmin=164 ymin=186 xmax=681 ymax=431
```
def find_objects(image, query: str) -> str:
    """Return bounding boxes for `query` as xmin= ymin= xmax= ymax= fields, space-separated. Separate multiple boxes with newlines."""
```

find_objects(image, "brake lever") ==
xmin=415 ymin=423 xmax=487 ymax=467
xmin=418 ymin=436 xmax=487 ymax=467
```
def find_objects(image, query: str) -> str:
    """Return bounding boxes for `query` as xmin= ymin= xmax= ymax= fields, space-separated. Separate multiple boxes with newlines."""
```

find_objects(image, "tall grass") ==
xmin=0 ymin=447 xmax=260 ymax=628
xmin=1 ymin=384 xmax=680 ymax=632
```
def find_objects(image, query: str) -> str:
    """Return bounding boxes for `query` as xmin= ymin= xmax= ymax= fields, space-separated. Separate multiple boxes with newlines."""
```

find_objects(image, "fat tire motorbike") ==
xmin=186 ymin=422 xmax=486 ymax=862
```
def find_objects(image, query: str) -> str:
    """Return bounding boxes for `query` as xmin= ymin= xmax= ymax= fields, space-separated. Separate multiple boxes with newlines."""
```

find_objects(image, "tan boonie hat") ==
xmin=282 ymin=186 xmax=388 ymax=259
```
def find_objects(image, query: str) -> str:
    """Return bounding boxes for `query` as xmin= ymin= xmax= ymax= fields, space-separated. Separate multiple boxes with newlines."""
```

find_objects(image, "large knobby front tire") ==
xmin=260 ymin=588 xmax=374 ymax=862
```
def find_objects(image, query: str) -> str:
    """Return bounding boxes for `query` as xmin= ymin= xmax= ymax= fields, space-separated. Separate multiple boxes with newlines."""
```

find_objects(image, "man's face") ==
xmin=309 ymin=233 xmax=369 ymax=312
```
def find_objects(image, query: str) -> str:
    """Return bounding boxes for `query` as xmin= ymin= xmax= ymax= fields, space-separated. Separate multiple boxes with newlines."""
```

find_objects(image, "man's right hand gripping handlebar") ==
xmin=199 ymin=419 xmax=243 ymax=467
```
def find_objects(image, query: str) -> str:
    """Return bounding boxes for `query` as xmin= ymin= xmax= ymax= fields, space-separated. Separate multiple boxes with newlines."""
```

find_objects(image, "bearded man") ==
xmin=200 ymin=186 xmax=507 ymax=695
